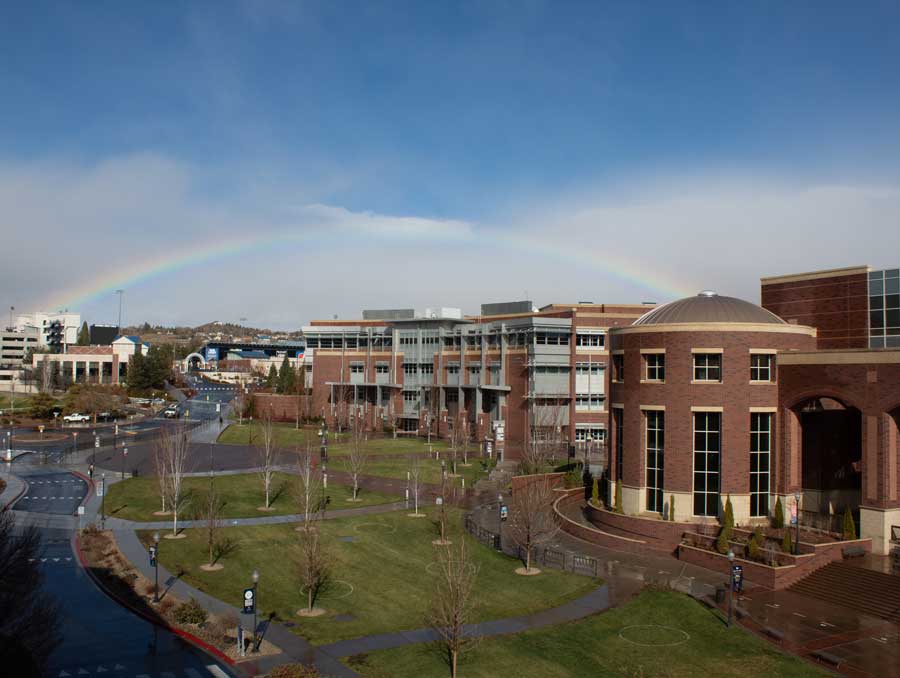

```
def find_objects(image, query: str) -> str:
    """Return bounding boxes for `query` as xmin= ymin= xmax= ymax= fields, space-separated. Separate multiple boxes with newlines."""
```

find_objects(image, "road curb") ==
xmin=71 ymin=470 xmax=94 ymax=510
xmin=1 ymin=474 xmax=28 ymax=510
xmin=72 ymin=531 xmax=241 ymax=674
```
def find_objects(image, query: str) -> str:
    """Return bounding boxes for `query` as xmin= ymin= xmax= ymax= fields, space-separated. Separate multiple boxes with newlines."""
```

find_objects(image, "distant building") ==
xmin=30 ymin=335 xmax=148 ymax=385
xmin=15 ymin=311 xmax=81 ymax=349
xmin=89 ymin=324 xmax=120 ymax=346
xmin=0 ymin=327 xmax=41 ymax=368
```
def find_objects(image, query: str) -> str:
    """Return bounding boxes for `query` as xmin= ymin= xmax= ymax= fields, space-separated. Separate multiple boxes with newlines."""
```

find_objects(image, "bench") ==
xmin=812 ymin=650 xmax=843 ymax=668
xmin=842 ymin=544 xmax=866 ymax=558
xmin=763 ymin=627 xmax=785 ymax=643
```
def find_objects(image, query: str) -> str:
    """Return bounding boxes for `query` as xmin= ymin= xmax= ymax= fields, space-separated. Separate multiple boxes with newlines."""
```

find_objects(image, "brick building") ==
xmin=303 ymin=301 xmax=653 ymax=460
xmin=603 ymin=284 xmax=900 ymax=555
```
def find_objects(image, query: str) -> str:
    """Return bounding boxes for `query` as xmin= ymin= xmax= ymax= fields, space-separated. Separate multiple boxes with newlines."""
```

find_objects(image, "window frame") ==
xmin=693 ymin=353 xmax=722 ymax=383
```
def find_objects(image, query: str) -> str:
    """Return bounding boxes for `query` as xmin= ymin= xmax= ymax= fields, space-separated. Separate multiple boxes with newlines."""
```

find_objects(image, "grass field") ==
xmin=348 ymin=588 xmax=828 ymax=678
xmin=105 ymin=472 xmax=398 ymax=521
xmin=140 ymin=508 xmax=597 ymax=646
xmin=361 ymin=455 xmax=491 ymax=487
xmin=217 ymin=422 xmax=450 ymax=457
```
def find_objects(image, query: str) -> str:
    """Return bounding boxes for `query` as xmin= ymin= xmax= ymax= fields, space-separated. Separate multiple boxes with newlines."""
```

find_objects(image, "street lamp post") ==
xmin=72 ymin=431 xmax=78 ymax=462
xmin=100 ymin=473 xmax=106 ymax=529
xmin=251 ymin=569 xmax=260 ymax=652
xmin=121 ymin=447 xmax=127 ymax=480
xmin=152 ymin=532 xmax=160 ymax=602
xmin=727 ymin=550 xmax=735 ymax=627
xmin=794 ymin=491 xmax=802 ymax=555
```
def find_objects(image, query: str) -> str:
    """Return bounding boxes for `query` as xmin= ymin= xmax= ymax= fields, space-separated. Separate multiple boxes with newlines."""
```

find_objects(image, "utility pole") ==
xmin=115 ymin=290 xmax=124 ymax=333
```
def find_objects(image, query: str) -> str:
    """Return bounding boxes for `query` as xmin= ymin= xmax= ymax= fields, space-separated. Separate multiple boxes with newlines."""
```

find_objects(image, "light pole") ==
xmin=727 ymin=549 xmax=735 ymax=627
xmin=251 ymin=569 xmax=260 ymax=652
xmin=794 ymin=491 xmax=801 ymax=555
xmin=152 ymin=532 xmax=160 ymax=602
xmin=72 ymin=431 xmax=78 ymax=462
xmin=121 ymin=447 xmax=127 ymax=480
xmin=100 ymin=473 xmax=106 ymax=528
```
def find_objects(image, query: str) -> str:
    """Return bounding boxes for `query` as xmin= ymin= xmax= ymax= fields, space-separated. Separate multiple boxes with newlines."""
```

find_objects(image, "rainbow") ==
xmin=42 ymin=222 xmax=697 ymax=311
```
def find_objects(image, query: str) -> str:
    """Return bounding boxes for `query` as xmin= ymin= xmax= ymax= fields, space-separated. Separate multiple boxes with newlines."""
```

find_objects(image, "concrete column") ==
xmin=863 ymin=414 xmax=878 ymax=504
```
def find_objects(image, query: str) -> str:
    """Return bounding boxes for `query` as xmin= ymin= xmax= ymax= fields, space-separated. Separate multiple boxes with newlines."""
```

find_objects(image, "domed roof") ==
xmin=633 ymin=291 xmax=787 ymax=326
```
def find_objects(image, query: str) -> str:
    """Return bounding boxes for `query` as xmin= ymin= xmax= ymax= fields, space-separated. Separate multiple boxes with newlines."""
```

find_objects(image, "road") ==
xmin=8 ymin=377 xmax=239 ymax=678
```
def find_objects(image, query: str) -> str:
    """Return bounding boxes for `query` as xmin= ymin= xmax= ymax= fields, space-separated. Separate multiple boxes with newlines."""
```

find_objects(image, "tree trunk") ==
xmin=172 ymin=510 xmax=177 ymax=536
xmin=526 ymin=546 xmax=531 ymax=572
xmin=353 ymin=480 xmax=358 ymax=500
xmin=265 ymin=484 xmax=270 ymax=509
xmin=307 ymin=586 xmax=313 ymax=611
xmin=451 ymin=649 xmax=457 ymax=678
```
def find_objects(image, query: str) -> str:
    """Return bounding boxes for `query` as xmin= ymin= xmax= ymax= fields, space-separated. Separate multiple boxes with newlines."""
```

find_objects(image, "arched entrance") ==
xmin=793 ymin=396 xmax=862 ymax=532
xmin=183 ymin=352 xmax=207 ymax=371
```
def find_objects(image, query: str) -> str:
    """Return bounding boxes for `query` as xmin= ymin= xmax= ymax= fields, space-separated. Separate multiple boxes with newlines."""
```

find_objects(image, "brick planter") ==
xmin=585 ymin=503 xmax=696 ymax=550
xmin=551 ymin=491 xmax=647 ymax=554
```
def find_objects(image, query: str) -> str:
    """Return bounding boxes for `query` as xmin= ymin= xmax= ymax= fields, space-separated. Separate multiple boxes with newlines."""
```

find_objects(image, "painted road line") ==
xmin=792 ymin=612 xmax=806 ymax=618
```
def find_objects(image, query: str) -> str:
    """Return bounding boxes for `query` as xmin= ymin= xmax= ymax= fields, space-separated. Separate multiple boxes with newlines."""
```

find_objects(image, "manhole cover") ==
xmin=334 ymin=614 xmax=356 ymax=622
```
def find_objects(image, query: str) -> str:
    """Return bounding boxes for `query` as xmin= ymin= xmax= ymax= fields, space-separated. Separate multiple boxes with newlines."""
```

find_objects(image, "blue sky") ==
xmin=2 ymin=1 xmax=900 ymax=328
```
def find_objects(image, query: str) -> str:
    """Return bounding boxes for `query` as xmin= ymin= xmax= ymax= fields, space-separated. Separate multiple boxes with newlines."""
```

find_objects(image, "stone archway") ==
xmin=183 ymin=352 xmax=207 ymax=371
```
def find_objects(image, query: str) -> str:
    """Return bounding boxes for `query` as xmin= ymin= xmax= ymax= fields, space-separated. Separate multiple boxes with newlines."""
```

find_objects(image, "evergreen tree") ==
xmin=716 ymin=495 xmax=735 ymax=554
xmin=669 ymin=494 xmax=676 ymax=522
xmin=591 ymin=478 xmax=599 ymax=505
xmin=773 ymin=496 xmax=784 ymax=528
xmin=614 ymin=479 xmax=623 ymax=513
xmin=842 ymin=506 xmax=857 ymax=541
xmin=266 ymin=364 xmax=278 ymax=389
xmin=77 ymin=321 xmax=90 ymax=346
xmin=278 ymin=355 xmax=296 ymax=394
xmin=782 ymin=529 xmax=793 ymax=554
xmin=127 ymin=352 xmax=149 ymax=391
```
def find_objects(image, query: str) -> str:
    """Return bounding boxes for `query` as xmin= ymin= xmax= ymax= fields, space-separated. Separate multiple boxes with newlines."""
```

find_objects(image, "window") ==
xmin=535 ymin=333 xmax=570 ymax=345
xmin=693 ymin=353 xmax=722 ymax=382
xmin=402 ymin=390 xmax=418 ymax=402
xmin=468 ymin=364 xmax=481 ymax=373
xmin=869 ymin=269 xmax=900 ymax=348
xmin=403 ymin=364 xmax=417 ymax=375
xmin=750 ymin=354 xmax=774 ymax=382
xmin=645 ymin=411 xmax=664 ymax=513
xmin=645 ymin=353 xmax=665 ymax=381
xmin=613 ymin=409 xmax=624 ymax=480
xmin=375 ymin=364 xmax=389 ymax=374
xmin=750 ymin=413 xmax=771 ymax=517
xmin=446 ymin=364 xmax=460 ymax=374
xmin=693 ymin=412 xmax=721 ymax=516
xmin=349 ymin=363 xmax=364 ymax=374
xmin=575 ymin=362 xmax=603 ymax=375
xmin=445 ymin=389 xmax=458 ymax=403
xmin=613 ymin=354 xmax=624 ymax=381
xmin=575 ymin=426 xmax=606 ymax=442
xmin=576 ymin=332 xmax=606 ymax=349
xmin=419 ymin=364 xmax=434 ymax=375
xmin=575 ymin=394 xmax=605 ymax=411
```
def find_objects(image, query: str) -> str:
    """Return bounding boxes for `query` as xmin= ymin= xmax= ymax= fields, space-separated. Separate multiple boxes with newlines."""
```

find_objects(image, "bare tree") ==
xmin=256 ymin=410 xmax=278 ymax=510
xmin=343 ymin=416 xmax=367 ymax=501
xmin=507 ymin=478 xmax=560 ymax=575
xmin=432 ymin=478 xmax=454 ymax=545
xmin=152 ymin=437 xmax=170 ymax=515
xmin=296 ymin=527 xmax=331 ymax=616
xmin=159 ymin=423 xmax=190 ymax=536
xmin=0 ymin=509 xmax=62 ymax=671
xmin=38 ymin=356 xmax=54 ymax=394
xmin=408 ymin=454 xmax=423 ymax=516
xmin=295 ymin=440 xmax=322 ymax=530
xmin=448 ymin=411 xmax=466 ymax=476
xmin=200 ymin=485 xmax=224 ymax=569
xmin=427 ymin=536 xmax=479 ymax=678
xmin=521 ymin=399 xmax=567 ymax=475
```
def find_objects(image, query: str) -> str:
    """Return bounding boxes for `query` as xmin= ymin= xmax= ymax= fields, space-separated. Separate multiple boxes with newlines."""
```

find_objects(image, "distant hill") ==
xmin=122 ymin=321 xmax=303 ymax=341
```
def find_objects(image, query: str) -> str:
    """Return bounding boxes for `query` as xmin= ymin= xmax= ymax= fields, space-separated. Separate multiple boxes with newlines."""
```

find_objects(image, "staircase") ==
xmin=789 ymin=562 xmax=900 ymax=621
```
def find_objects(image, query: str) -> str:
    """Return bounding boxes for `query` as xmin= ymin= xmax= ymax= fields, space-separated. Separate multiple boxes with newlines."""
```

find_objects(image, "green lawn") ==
xmin=362 ymin=455 xmax=491 ymax=487
xmin=141 ymin=508 xmax=597 ymax=646
xmin=217 ymin=422 xmax=450 ymax=457
xmin=348 ymin=589 xmax=829 ymax=678
xmin=105 ymin=472 xmax=398 ymax=521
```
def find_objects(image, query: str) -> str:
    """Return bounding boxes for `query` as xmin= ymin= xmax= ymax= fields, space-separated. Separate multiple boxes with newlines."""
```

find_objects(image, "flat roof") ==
xmin=760 ymin=265 xmax=870 ymax=286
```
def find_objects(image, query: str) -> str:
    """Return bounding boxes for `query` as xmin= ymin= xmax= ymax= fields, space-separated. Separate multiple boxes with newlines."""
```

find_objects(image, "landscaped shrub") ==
xmin=782 ymin=529 xmax=793 ymax=554
xmin=842 ymin=507 xmax=857 ymax=540
xmin=716 ymin=495 xmax=735 ymax=554
xmin=614 ymin=479 xmax=623 ymax=513
xmin=563 ymin=469 xmax=581 ymax=489
xmin=773 ymin=496 xmax=784 ymax=528
xmin=269 ymin=664 xmax=321 ymax=678
xmin=173 ymin=597 xmax=208 ymax=625
xmin=669 ymin=495 xmax=675 ymax=522
xmin=747 ymin=526 xmax=766 ymax=562
xmin=591 ymin=478 xmax=599 ymax=505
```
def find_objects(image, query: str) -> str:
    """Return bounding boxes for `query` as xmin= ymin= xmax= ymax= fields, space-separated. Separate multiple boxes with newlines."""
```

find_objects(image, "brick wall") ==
xmin=761 ymin=272 xmax=869 ymax=349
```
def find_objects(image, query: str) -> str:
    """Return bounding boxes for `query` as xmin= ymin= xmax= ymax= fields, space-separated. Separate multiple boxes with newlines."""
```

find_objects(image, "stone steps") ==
xmin=789 ymin=562 xmax=900 ymax=621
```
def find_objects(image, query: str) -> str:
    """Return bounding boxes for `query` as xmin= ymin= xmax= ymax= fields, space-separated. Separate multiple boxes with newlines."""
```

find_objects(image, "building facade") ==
xmin=1 ymin=327 xmax=41 ymax=367
xmin=761 ymin=265 xmax=900 ymax=349
xmin=14 ymin=311 xmax=81 ymax=349
xmin=303 ymin=301 xmax=653 ymax=458
xmin=30 ymin=335 xmax=147 ymax=386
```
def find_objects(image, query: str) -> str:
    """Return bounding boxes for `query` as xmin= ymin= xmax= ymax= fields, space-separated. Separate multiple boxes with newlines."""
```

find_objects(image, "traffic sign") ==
xmin=500 ymin=505 xmax=508 ymax=521
xmin=95 ymin=438 xmax=100 ymax=448
xmin=96 ymin=483 xmax=103 ymax=497
xmin=77 ymin=506 xmax=85 ymax=516
xmin=243 ymin=587 xmax=255 ymax=614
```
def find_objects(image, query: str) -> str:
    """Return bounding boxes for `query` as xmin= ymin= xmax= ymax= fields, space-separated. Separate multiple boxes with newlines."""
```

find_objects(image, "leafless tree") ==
xmin=38 ymin=356 xmax=54 ymax=394
xmin=159 ymin=423 xmax=190 ymax=536
xmin=152 ymin=437 xmax=170 ymax=515
xmin=408 ymin=454 xmax=423 ymax=516
xmin=0 ymin=509 xmax=62 ymax=671
xmin=200 ymin=485 xmax=224 ymax=568
xmin=432 ymin=478 xmax=453 ymax=545
xmin=256 ymin=410 xmax=278 ymax=510
xmin=448 ymin=411 xmax=466 ymax=476
xmin=343 ymin=416 xmax=367 ymax=501
xmin=295 ymin=441 xmax=322 ymax=530
xmin=427 ymin=536 xmax=479 ymax=678
xmin=296 ymin=527 xmax=331 ymax=615
xmin=507 ymin=478 xmax=560 ymax=574
xmin=521 ymin=399 xmax=567 ymax=475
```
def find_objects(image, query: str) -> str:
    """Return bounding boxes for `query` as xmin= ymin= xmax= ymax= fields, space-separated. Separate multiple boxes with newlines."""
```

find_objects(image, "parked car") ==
xmin=163 ymin=408 xmax=179 ymax=419
xmin=63 ymin=413 xmax=91 ymax=423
